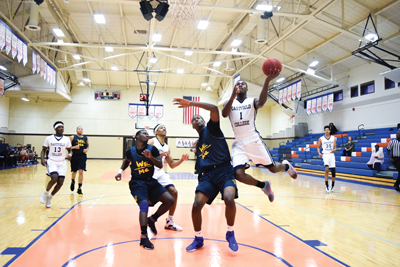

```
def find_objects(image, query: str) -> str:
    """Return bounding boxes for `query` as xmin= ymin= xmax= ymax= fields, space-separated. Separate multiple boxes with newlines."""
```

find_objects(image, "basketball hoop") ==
xmin=170 ymin=0 xmax=200 ymax=29
xmin=144 ymin=126 xmax=150 ymax=131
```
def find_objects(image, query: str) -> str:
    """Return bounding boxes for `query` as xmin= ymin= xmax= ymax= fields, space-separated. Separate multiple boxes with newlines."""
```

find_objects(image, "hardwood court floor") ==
xmin=0 ymin=160 xmax=399 ymax=267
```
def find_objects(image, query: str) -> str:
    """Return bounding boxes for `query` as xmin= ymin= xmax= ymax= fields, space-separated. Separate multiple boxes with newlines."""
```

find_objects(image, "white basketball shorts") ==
xmin=232 ymin=132 xmax=275 ymax=170
xmin=47 ymin=159 xmax=67 ymax=177
xmin=153 ymin=170 xmax=174 ymax=188
xmin=322 ymin=153 xmax=336 ymax=168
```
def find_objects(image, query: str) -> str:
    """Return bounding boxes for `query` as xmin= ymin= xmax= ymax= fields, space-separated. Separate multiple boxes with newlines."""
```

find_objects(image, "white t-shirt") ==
xmin=151 ymin=137 xmax=168 ymax=174
xmin=320 ymin=135 xmax=335 ymax=154
xmin=228 ymin=97 xmax=257 ymax=138
xmin=43 ymin=135 xmax=72 ymax=162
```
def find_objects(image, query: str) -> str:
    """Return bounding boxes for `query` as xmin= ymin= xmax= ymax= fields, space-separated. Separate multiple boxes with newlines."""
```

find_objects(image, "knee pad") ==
xmin=330 ymin=168 xmax=336 ymax=177
xmin=139 ymin=201 xmax=149 ymax=213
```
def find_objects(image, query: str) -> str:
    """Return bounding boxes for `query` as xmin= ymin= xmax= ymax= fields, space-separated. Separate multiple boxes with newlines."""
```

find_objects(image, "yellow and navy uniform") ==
xmin=71 ymin=135 xmax=88 ymax=172
xmin=125 ymin=144 xmax=167 ymax=205
xmin=195 ymin=119 xmax=238 ymax=205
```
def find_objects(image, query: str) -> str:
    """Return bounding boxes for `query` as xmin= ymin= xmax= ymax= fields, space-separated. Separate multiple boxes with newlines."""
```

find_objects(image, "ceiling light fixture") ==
xmin=213 ymin=61 xmax=221 ymax=67
xmin=105 ymin=46 xmax=113 ymax=52
xmin=206 ymin=86 xmax=212 ymax=91
xmin=230 ymin=39 xmax=242 ymax=47
xmin=197 ymin=20 xmax=209 ymax=30
xmin=309 ymin=60 xmax=319 ymax=67
xmin=185 ymin=51 xmax=193 ymax=56
xmin=111 ymin=66 xmax=118 ymax=71
xmin=83 ymin=78 xmax=91 ymax=83
xmin=94 ymin=14 xmax=105 ymax=24
xmin=73 ymin=54 xmax=81 ymax=60
xmin=150 ymin=57 xmax=157 ymax=63
xmin=152 ymin=33 xmax=162 ymax=42
xmin=276 ymin=77 xmax=285 ymax=83
xmin=365 ymin=33 xmax=378 ymax=42
xmin=0 ymin=65 xmax=7 ymax=71
xmin=201 ymin=82 xmax=208 ymax=86
xmin=177 ymin=68 xmax=184 ymax=74
xmin=256 ymin=4 xmax=273 ymax=11
xmin=52 ymin=28 xmax=65 ymax=37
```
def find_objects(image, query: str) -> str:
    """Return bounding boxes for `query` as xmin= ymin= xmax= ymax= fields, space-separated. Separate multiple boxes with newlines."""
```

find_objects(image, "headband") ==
xmin=54 ymin=123 xmax=64 ymax=129
xmin=154 ymin=124 xmax=165 ymax=134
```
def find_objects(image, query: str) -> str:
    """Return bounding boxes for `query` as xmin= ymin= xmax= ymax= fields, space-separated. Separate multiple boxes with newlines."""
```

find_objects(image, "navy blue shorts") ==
xmin=70 ymin=154 xmax=87 ymax=172
xmin=129 ymin=178 xmax=167 ymax=205
xmin=196 ymin=164 xmax=238 ymax=205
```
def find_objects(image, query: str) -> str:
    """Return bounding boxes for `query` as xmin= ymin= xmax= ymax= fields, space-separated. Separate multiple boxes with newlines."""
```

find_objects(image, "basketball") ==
xmin=262 ymin=57 xmax=282 ymax=76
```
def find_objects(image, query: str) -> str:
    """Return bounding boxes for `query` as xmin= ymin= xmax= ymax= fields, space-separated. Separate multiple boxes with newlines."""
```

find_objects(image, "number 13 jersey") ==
xmin=43 ymin=135 xmax=72 ymax=162
xmin=228 ymin=97 xmax=257 ymax=138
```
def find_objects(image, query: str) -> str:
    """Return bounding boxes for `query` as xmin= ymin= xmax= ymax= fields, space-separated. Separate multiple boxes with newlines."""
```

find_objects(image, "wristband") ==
xmin=68 ymin=153 xmax=72 ymax=157
xmin=118 ymin=169 xmax=123 ymax=174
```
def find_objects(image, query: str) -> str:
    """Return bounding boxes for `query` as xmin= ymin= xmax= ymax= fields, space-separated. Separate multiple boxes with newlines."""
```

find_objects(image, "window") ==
xmin=350 ymin=86 xmax=358 ymax=98
xmin=360 ymin=81 xmax=375 ymax=95
xmin=384 ymin=78 xmax=395 ymax=90
xmin=334 ymin=90 xmax=343 ymax=102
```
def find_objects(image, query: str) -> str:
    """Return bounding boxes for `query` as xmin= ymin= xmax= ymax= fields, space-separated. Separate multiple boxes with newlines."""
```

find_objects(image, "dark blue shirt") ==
xmin=125 ymin=144 xmax=160 ymax=180
xmin=72 ymin=135 xmax=88 ymax=155
xmin=195 ymin=119 xmax=231 ymax=173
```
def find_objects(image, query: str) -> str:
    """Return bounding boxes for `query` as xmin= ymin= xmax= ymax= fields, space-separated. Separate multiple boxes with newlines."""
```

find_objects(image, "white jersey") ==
xmin=43 ymin=135 xmax=71 ymax=162
xmin=228 ymin=97 xmax=257 ymax=138
xmin=320 ymin=135 xmax=335 ymax=154
xmin=151 ymin=137 xmax=168 ymax=175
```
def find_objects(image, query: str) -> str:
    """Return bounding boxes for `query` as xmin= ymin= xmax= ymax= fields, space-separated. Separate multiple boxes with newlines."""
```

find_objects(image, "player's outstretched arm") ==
xmin=173 ymin=98 xmax=219 ymax=122
xmin=255 ymin=68 xmax=280 ymax=109
xmin=222 ymin=85 xmax=240 ymax=118
xmin=165 ymin=148 xmax=188 ymax=169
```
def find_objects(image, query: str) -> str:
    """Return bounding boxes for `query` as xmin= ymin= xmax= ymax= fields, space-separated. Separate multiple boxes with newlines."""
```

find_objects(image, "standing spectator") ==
xmin=0 ymin=146 xmax=8 ymax=168
xmin=329 ymin=123 xmax=338 ymax=135
xmin=367 ymin=145 xmax=384 ymax=171
xmin=387 ymin=131 xmax=400 ymax=192
xmin=342 ymin=136 xmax=355 ymax=156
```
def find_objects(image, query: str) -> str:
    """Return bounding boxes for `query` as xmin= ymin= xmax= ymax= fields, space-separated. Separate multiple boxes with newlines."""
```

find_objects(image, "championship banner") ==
xmin=296 ymin=81 xmax=301 ymax=99
xmin=40 ymin=58 xmax=44 ymax=77
xmin=137 ymin=104 xmax=146 ymax=118
xmin=283 ymin=87 xmax=287 ymax=104
xmin=176 ymin=138 xmax=197 ymax=148
xmin=155 ymin=105 xmax=163 ymax=119
xmin=36 ymin=54 xmax=41 ymax=74
xmin=306 ymin=100 xmax=312 ymax=116
xmin=0 ymin=21 xmax=5 ymax=50
xmin=0 ymin=78 xmax=4 ymax=97
xmin=17 ymin=38 xmax=22 ymax=63
xmin=147 ymin=105 xmax=155 ymax=119
xmin=47 ymin=65 xmax=51 ymax=83
xmin=322 ymin=95 xmax=327 ymax=113
xmin=328 ymin=93 xmax=334 ymax=112
xmin=52 ymin=69 xmax=56 ymax=85
xmin=311 ymin=98 xmax=317 ymax=115
xmin=128 ymin=104 xmax=138 ymax=119
xmin=22 ymin=42 xmax=28 ymax=66
xmin=11 ymin=33 xmax=17 ymax=59
xmin=5 ymin=27 xmax=11 ymax=55
xmin=287 ymin=86 xmax=292 ymax=104
xmin=291 ymin=85 xmax=296 ymax=101
xmin=279 ymin=90 xmax=283 ymax=105
xmin=316 ymin=97 xmax=322 ymax=114
xmin=43 ymin=61 xmax=47 ymax=80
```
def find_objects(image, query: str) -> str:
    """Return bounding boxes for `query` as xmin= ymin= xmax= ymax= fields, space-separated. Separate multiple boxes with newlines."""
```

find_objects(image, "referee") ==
xmin=387 ymin=131 xmax=400 ymax=192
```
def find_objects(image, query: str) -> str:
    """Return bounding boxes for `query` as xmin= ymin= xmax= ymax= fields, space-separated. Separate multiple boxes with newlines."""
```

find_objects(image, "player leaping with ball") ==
xmin=222 ymin=61 xmax=297 ymax=202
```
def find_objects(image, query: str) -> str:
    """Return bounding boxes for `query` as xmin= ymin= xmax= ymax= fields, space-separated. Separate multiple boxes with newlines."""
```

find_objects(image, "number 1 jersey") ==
xmin=43 ymin=135 xmax=72 ymax=162
xmin=228 ymin=97 xmax=257 ymax=138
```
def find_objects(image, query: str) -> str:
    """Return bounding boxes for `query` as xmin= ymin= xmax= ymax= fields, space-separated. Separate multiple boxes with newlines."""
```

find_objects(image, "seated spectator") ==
xmin=0 ymin=147 xmax=7 ymax=168
xmin=342 ymin=136 xmax=355 ymax=156
xmin=329 ymin=122 xmax=338 ymax=135
xmin=367 ymin=145 xmax=384 ymax=171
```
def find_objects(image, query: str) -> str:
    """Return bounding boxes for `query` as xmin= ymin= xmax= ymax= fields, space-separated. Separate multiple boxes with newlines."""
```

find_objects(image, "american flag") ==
xmin=183 ymin=96 xmax=200 ymax=124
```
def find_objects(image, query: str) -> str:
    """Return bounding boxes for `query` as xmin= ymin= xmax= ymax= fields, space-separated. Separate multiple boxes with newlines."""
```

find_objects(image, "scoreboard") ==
xmin=94 ymin=91 xmax=120 ymax=100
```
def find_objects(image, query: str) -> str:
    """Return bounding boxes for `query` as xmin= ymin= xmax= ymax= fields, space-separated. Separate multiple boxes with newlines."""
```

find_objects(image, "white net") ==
xmin=170 ymin=0 xmax=200 ymax=29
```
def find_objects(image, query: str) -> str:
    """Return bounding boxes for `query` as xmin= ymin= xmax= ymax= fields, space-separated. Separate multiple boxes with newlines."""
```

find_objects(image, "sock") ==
xmin=195 ymin=231 xmax=202 ymax=237
xmin=141 ymin=225 xmax=147 ymax=236
xmin=325 ymin=181 xmax=329 ymax=188
xmin=151 ymin=213 xmax=160 ymax=222
xmin=227 ymin=225 xmax=234 ymax=232
xmin=78 ymin=183 xmax=82 ymax=189
xmin=44 ymin=190 xmax=49 ymax=194
xmin=168 ymin=215 xmax=173 ymax=221
xmin=256 ymin=181 xmax=265 ymax=189
xmin=285 ymin=164 xmax=290 ymax=171
xmin=71 ymin=179 xmax=75 ymax=183
xmin=331 ymin=181 xmax=335 ymax=189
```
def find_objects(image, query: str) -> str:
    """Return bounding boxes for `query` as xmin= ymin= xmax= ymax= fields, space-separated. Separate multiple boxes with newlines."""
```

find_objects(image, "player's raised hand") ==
xmin=173 ymin=98 xmax=190 ymax=108
xmin=232 ymin=84 xmax=240 ymax=97
xmin=181 ymin=154 xmax=189 ymax=161
xmin=115 ymin=173 xmax=122 ymax=181
xmin=265 ymin=68 xmax=280 ymax=81
xmin=142 ymin=149 xmax=151 ymax=158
